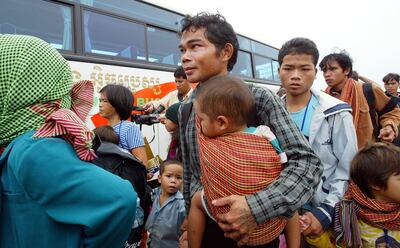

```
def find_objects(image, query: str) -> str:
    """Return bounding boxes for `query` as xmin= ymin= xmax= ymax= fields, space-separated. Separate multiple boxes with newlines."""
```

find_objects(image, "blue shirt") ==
xmin=145 ymin=187 xmax=186 ymax=248
xmin=290 ymin=94 xmax=319 ymax=138
xmin=113 ymin=120 xmax=145 ymax=151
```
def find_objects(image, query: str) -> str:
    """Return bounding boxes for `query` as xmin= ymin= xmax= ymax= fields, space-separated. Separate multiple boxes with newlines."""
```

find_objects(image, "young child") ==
xmin=334 ymin=142 xmax=400 ymax=247
xmin=92 ymin=125 xmax=148 ymax=248
xmin=161 ymin=102 xmax=181 ymax=161
xmin=145 ymin=160 xmax=186 ymax=248
xmin=188 ymin=75 xmax=299 ymax=248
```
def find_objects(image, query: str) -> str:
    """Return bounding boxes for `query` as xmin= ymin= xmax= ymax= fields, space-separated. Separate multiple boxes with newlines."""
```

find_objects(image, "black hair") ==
xmin=174 ymin=66 xmax=187 ymax=79
xmin=382 ymin=73 xmax=400 ymax=84
xmin=319 ymin=52 xmax=353 ymax=77
xmin=195 ymin=75 xmax=254 ymax=127
xmin=99 ymin=84 xmax=134 ymax=120
xmin=278 ymin=37 xmax=319 ymax=66
xmin=160 ymin=160 xmax=183 ymax=175
xmin=93 ymin=125 xmax=119 ymax=145
xmin=179 ymin=12 xmax=239 ymax=71
xmin=350 ymin=70 xmax=359 ymax=81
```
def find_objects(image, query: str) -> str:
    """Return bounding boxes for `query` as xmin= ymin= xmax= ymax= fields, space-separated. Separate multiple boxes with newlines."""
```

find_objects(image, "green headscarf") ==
xmin=165 ymin=102 xmax=181 ymax=124
xmin=0 ymin=35 xmax=73 ymax=145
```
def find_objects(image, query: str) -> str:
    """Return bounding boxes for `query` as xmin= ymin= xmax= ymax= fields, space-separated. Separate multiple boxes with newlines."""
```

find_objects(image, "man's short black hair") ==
xmin=179 ymin=12 xmax=239 ymax=71
xmin=174 ymin=66 xmax=187 ymax=79
xmin=382 ymin=73 xmax=400 ymax=83
xmin=99 ymin=84 xmax=133 ymax=120
xmin=278 ymin=37 xmax=319 ymax=66
xmin=319 ymin=52 xmax=353 ymax=77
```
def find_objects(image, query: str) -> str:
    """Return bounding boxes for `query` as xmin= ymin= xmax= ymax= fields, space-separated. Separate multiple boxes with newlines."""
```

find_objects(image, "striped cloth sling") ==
xmin=334 ymin=182 xmax=400 ymax=247
xmin=197 ymin=128 xmax=286 ymax=245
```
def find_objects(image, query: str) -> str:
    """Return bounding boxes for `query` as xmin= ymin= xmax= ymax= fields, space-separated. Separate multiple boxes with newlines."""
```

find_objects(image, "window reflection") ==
xmin=237 ymin=35 xmax=251 ymax=51
xmin=252 ymin=41 xmax=278 ymax=58
xmin=0 ymin=0 xmax=73 ymax=50
xmin=83 ymin=11 xmax=146 ymax=60
xmin=231 ymin=51 xmax=253 ymax=78
xmin=272 ymin=60 xmax=280 ymax=82
xmin=147 ymin=27 xmax=180 ymax=65
xmin=254 ymin=55 xmax=273 ymax=81
xmin=74 ymin=0 xmax=182 ymax=31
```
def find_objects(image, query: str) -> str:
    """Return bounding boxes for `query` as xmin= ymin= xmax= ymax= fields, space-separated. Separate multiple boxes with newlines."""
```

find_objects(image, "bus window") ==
xmin=73 ymin=0 xmax=182 ymax=31
xmin=254 ymin=55 xmax=274 ymax=81
xmin=237 ymin=35 xmax=251 ymax=51
xmin=147 ymin=26 xmax=181 ymax=65
xmin=251 ymin=41 xmax=278 ymax=58
xmin=231 ymin=51 xmax=253 ymax=78
xmin=83 ymin=10 xmax=146 ymax=60
xmin=272 ymin=60 xmax=280 ymax=82
xmin=0 ymin=0 xmax=73 ymax=50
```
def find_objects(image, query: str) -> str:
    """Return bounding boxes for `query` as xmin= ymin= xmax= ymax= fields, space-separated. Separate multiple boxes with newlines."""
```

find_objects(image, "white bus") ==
xmin=1 ymin=0 xmax=282 ymax=159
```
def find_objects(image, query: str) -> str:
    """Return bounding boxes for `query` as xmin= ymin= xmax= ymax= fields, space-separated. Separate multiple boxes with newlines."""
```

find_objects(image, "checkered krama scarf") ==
xmin=197 ymin=126 xmax=286 ymax=245
xmin=0 ymin=35 xmax=95 ymax=160
xmin=325 ymin=78 xmax=362 ymax=130
xmin=334 ymin=181 xmax=400 ymax=247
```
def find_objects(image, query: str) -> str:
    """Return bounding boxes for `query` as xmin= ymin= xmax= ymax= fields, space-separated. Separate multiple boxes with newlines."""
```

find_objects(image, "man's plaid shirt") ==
xmin=178 ymin=85 xmax=322 ymax=224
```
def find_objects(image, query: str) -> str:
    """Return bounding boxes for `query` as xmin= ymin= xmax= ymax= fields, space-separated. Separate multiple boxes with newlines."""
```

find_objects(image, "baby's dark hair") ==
xmin=195 ymin=75 xmax=254 ymax=126
xmin=93 ymin=125 xmax=119 ymax=145
xmin=350 ymin=142 xmax=400 ymax=199
xmin=160 ymin=160 xmax=183 ymax=175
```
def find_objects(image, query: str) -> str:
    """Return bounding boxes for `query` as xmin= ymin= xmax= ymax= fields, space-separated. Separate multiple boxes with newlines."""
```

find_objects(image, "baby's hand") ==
xmin=299 ymin=214 xmax=311 ymax=232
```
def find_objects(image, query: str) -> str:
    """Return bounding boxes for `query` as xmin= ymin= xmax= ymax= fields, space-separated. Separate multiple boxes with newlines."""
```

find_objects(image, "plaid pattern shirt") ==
xmin=179 ymin=84 xmax=323 ymax=223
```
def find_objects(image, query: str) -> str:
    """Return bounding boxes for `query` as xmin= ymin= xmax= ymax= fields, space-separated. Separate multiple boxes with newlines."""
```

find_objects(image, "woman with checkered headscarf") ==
xmin=0 ymin=35 xmax=136 ymax=248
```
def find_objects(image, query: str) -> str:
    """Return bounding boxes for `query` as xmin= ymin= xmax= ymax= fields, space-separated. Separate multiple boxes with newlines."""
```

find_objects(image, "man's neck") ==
xmin=179 ymin=88 xmax=191 ymax=97
xmin=332 ymin=77 xmax=348 ymax=92
xmin=199 ymin=70 xmax=228 ymax=84
xmin=286 ymin=91 xmax=312 ymax=112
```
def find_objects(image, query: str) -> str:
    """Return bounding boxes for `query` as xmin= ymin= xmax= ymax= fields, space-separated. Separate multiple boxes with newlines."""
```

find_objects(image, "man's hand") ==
xmin=143 ymin=102 xmax=154 ymax=114
xmin=179 ymin=218 xmax=188 ymax=248
xmin=378 ymin=125 xmax=396 ymax=142
xmin=300 ymin=212 xmax=323 ymax=237
xmin=212 ymin=195 xmax=257 ymax=246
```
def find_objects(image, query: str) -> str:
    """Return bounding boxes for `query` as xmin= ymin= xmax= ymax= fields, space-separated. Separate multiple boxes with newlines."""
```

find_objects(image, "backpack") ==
xmin=362 ymin=83 xmax=399 ymax=145
xmin=92 ymin=141 xmax=151 ymax=248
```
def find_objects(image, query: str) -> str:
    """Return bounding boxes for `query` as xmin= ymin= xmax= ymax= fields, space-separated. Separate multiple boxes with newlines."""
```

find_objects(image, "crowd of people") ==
xmin=0 ymin=11 xmax=400 ymax=248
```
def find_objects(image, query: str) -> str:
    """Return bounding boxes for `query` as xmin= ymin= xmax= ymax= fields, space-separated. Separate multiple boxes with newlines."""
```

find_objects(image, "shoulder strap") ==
xmin=362 ymin=83 xmax=379 ymax=138
xmin=378 ymin=96 xmax=398 ymax=116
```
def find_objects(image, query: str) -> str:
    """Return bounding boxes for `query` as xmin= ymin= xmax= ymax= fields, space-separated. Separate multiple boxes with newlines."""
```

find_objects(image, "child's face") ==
xmin=194 ymin=101 xmax=222 ymax=138
xmin=163 ymin=119 xmax=178 ymax=133
xmin=374 ymin=172 xmax=400 ymax=203
xmin=158 ymin=164 xmax=183 ymax=195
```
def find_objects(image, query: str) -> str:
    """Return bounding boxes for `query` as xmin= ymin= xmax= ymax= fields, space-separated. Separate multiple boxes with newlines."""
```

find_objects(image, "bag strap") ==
xmin=378 ymin=96 xmax=398 ymax=116
xmin=362 ymin=83 xmax=380 ymax=138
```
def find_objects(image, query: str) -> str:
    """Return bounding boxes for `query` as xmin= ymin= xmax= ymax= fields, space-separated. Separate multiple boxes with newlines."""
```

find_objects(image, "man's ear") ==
xmin=344 ymin=67 xmax=351 ymax=77
xmin=216 ymin=115 xmax=229 ymax=131
xmin=219 ymin=43 xmax=234 ymax=63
